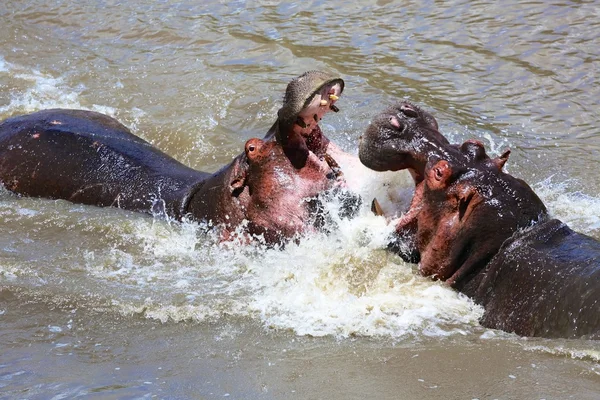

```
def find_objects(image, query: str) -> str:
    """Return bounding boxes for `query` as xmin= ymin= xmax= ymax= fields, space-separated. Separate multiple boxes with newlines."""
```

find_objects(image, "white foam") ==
xmin=523 ymin=343 xmax=600 ymax=363
xmin=534 ymin=177 xmax=600 ymax=234
xmin=97 ymin=154 xmax=600 ymax=339
xmin=0 ymin=60 xmax=115 ymax=116
xmin=0 ymin=56 xmax=9 ymax=72
xmin=73 ymin=172 xmax=483 ymax=339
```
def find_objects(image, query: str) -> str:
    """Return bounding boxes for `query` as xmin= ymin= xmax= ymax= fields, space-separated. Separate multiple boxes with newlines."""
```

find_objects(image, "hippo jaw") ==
xmin=359 ymin=101 xmax=452 ymax=184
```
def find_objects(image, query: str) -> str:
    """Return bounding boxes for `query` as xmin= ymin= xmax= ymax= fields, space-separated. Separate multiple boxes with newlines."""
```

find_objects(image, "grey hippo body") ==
xmin=359 ymin=101 xmax=600 ymax=339
xmin=0 ymin=109 xmax=211 ymax=219
xmin=0 ymin=71 xmax=352 ymax=244
xmin=476 ymin=218 xmax=600 ymax=338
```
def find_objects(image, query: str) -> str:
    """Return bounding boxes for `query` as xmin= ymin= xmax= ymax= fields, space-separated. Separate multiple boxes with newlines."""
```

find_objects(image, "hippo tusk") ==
xmin=324 ymin=152 xmax=343 ymax=180
xmin=329 ymin=94 xmax=339 ymax=101
xmin=320 ymin=99 xmax=328 ymax=106
xmin=371 ymin=198 xmax=385 ymax=216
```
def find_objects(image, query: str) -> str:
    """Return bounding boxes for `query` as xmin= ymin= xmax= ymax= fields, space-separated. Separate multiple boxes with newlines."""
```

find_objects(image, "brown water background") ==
xmin=1 ymin=1 xmax=599 ymax=399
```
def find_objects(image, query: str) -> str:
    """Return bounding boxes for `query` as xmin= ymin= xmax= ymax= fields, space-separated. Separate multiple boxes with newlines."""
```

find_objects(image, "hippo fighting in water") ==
xmin=359 ymin=101 xmax=600 ymax=339
xmin=0 ymin=71 xmax=356 ymax=244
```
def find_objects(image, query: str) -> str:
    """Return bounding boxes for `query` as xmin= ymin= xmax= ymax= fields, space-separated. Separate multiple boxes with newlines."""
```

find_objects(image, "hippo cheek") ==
xmin=418 ymin=211 xmax=461 ymax=281
xmin=243 ymin=182 xmax=312 ymax=241
xmin=417 ymin=184 xmax=518 ymax=286
xmin=246 ymin=153 xmax=332 ymax=239
xmin=417 ymin=186 xmax=485 ymax=282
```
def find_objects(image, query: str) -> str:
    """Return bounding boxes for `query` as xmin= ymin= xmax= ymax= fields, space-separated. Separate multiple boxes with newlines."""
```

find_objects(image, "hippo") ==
xmin=0 ymin=71 xmax=353 ymax=244
xmin=359 ymin=101 xmax=600 ymax=339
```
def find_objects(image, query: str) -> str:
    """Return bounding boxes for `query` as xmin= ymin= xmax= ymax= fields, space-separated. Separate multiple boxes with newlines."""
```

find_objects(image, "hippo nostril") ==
xmin=389 ymin=116 xmax=402 ymax=129
xmin=400 ymin=104 xmax=419 ymax=118
xmin=296 ymin=117 xmax=307 ymax=129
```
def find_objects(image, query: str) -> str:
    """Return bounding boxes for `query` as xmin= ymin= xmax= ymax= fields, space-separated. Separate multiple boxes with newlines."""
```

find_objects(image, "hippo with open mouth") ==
xmin=359 ymin=101 xmax=600 ymax=339
xmin=0 ymin=71 xmax=355 ymax=244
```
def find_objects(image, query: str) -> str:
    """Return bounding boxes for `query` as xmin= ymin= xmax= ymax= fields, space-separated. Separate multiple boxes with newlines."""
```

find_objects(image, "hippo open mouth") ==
xmin=185 ymin=71 xmax=356 ymax=244
xmin=270 ymin=71 xmax=345 ymax=170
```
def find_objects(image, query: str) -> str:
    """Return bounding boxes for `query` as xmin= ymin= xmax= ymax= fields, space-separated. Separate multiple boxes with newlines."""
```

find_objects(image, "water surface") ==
xmin=1 ymin=0 xmax=599 ymax=398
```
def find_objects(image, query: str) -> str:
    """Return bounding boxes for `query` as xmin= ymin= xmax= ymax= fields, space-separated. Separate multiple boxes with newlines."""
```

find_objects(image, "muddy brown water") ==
xmin=1 ymin=1 xmax=599 ymax=399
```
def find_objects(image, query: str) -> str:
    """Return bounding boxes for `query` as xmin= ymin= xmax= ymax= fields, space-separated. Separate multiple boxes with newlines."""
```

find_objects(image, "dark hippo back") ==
xmin=475 ymin=219 xmax=600 ymax=339
xmin=0 ymin=109 xmax=210 ymax=219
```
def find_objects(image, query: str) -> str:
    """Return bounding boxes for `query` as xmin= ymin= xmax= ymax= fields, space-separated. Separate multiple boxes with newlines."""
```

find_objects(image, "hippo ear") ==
xmin=229 ymin=169 xmax=248 ymax=197
xmin=461 ymin=140 xmax=488 ymax=162
xmin=493 ymin=149 xmax=511 ymax=170
xmin=427 ymin=160 xmax=453 ymax=190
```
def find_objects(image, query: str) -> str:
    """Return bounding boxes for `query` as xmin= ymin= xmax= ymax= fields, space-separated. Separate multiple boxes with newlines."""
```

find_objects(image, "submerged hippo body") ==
xmin=360 ymin=102 xmax=600 ymax=339
xmin=0 ymin=109 xmax=210 ymax=219
xmin=0 ymin=71 xmax=353 ymax=243
xmin=477 ymin=219 xmax=600 ymax=338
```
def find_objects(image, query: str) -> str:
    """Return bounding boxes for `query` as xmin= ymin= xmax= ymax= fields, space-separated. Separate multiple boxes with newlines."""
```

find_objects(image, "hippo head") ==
xmin=187 ymin=71 xmax=355 ymax=244
xmin=188 ymin=134 xmax=344 ymax=244
xmin=240 ymin=137 xmax=339 ymax=242
xmin=273 ymin=71 xmax=344 ymax=169
xmin=359 ymin=101 xmax=454 ymax=184
xmin=398 ymin=140 xmax=547 ymax=288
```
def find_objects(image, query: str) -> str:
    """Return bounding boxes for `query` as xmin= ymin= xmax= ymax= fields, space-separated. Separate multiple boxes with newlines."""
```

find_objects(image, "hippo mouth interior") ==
xmin=272 ymin=73 xmax=345 ymax=170
xmin=292 ymin=80 xmax=343 ymax=158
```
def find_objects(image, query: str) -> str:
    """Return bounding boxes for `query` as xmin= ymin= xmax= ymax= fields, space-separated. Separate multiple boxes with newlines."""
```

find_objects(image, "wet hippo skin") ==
xmin=360 ymin=102 xmax=600 ymax=339
xmin=475 ymin=218 xmax=600 ymax=338
xmin=0 ymin=71 xmax=353 ymax=244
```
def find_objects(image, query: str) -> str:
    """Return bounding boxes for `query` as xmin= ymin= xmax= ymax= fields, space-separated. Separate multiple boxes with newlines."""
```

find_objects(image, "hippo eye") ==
xmin=248 ymin=144 xmax=256 ymax=153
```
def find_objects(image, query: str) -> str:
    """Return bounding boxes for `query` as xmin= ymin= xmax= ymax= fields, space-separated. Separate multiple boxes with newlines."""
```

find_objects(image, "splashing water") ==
xmin=0 ymin=62 xmax=598 ymax=344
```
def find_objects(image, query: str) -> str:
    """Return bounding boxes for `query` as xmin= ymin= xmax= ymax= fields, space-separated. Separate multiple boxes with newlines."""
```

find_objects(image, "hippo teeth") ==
xmin=329 ymin=94 xmax=339 ymax=101
xmin=320 ymin=99 xmax=328 ymax=106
